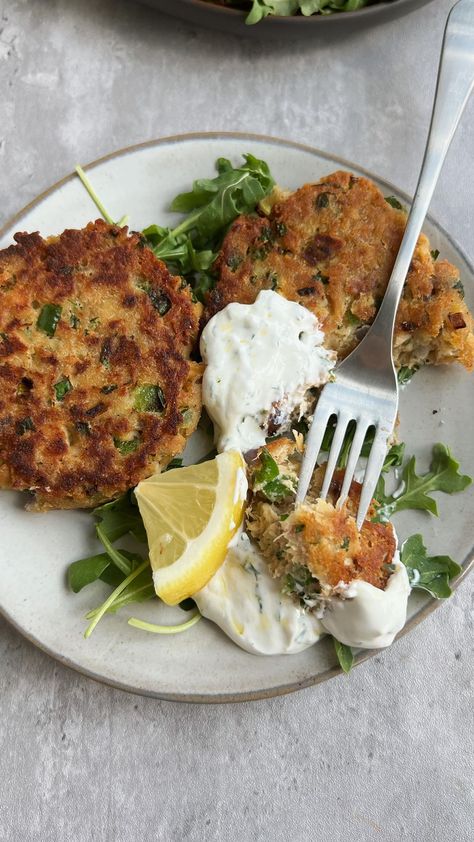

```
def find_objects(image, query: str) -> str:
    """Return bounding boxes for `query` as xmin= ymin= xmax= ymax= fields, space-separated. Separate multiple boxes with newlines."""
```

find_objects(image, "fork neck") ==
xmin=357 ymin=0 xmax=474 ymax=363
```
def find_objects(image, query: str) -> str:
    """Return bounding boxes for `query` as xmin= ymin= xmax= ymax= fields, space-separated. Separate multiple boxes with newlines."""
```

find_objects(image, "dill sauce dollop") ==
xmin=200 ymin=290 xmax=335 ymax=454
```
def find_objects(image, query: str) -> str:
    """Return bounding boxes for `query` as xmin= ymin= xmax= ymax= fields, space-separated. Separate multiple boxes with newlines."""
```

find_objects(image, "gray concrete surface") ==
xmin=0 ymin=1 xmax=473 ymax=840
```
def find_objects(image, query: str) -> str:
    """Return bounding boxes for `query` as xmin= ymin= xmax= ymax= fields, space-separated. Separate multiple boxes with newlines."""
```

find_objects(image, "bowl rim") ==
xmin=157 ymin=0 xmax=432 ymax=27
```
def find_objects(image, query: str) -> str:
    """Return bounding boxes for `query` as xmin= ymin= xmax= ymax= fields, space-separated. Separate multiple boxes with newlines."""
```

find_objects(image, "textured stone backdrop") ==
xmin=0 ymin=1 xmax=473 ymax=840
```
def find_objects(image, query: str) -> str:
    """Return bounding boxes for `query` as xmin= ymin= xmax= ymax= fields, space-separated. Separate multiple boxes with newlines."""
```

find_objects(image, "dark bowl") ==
xmin=136 ymin=0 xmax=436 ymax=38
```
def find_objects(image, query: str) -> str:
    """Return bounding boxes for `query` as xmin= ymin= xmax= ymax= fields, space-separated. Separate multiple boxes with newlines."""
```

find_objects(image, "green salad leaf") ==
xmin=77 ymin=153 xmax=275 ymax=303
xmin=376 ymin=443 xmax=472 ymax=518
xmin=169 ymin=154 xmax=274 ymax=240
xmin=93 ymin=492 xmax=147 ymax=544
xmin=245 ymin=0 xmax=368 ymax=23
xmin=333 ymin=638 xmax=354 ymax=673
xmin=319 ymin=419 xmax=405 ymax=473
xmin=67 ymin=550 xmax=139 ymax=593
xmin=142 ymin=153 xmax=274 ymax=301
xmin=401 ymin=534 xmax=462 ymax=599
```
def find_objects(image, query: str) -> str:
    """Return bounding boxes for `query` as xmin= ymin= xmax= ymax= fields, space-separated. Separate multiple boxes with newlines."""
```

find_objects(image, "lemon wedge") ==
xmin=134 ymin=451 xmax=247 ymax=605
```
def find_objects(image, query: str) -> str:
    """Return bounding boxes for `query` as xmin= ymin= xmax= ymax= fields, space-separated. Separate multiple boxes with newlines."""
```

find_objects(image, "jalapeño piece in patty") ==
xmin=0 ymin=220 xmax=203 ymax=510
xmin=205 ymin=170 xmax=474 ymax=373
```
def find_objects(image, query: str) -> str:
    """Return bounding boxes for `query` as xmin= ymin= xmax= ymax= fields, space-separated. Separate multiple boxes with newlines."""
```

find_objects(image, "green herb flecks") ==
xmin=385 ymin=195 xmax=404 ymax=211
xmin=137 ymin=281 xmax=172 ymax=316
xmin=36 ymin=304 xmax=62 ymax=337
xmin=75 ymin=421 xmax=91 ymax=436
xmin=313 ymin=271 xmax=329 ymax=285
xmin=430 ymin=249 xmax=440 ymax=261
xmin=398 ymin=366 xmax=417 ymax=385
xmin=400 ymin=534 xmax=461 ymax=599
xmin=134 ymin=384 xmax=166 ymax=413
xmin=333 ymin=638 xmax=354 ymax=673
xmin=16 ymin=417 xmax=36 ymax=435
xmin=453 ymin=279 xmax=465 ymax=298
xmin=99 ymin=339 xmax=112 ymax=368
xmin=54 ymin=377 xmax=72 ymax=401
xmin=376 ymin=443 xmax=472 ymax=519
xmin=253 ymin=449 xmax=296 ymax=502
xmin=346 ymin=310 xmax=361 ymax=326
xmin=113 ymin=437 xmax=140 ymax=455
xmin=315 ymin=192 xmax=329 ymax=208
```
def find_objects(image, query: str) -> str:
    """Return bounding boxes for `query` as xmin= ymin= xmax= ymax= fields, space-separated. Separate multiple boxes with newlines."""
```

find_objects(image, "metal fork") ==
xmin=296 ymin=0 xmax=474 ymax=530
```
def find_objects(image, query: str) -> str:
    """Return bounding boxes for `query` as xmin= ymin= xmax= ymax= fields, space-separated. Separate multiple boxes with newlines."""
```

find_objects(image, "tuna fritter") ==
xmin=0 ymin=220 xmax=203 ymax=510
xmin=246 ymin=438 xmax=396 ymax=595
xmin=205 ymin=171 xmax=474 ymax=371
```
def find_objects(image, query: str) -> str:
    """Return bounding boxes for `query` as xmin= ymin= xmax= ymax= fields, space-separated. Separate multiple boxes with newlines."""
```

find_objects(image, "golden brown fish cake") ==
xmin=246 ymin=439 xmax=394 ymax=592
xmin=0 ymin=220 xmax=203 ymax=510
xmin=205 ymin=171 xmax=474 ymax=371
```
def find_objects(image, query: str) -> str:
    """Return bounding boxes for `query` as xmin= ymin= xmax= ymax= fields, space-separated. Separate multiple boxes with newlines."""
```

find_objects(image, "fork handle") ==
xmin=368 ymin=0 xmax=474 ymax=353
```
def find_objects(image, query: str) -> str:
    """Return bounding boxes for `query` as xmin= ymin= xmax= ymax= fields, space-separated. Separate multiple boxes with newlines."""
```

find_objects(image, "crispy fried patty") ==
xmin=206 ymin=171 xmax=474 ymax=371
xmin=247 ymin=438 xmax=395 ymax=591
xmin=0 ymin=220 xmax=203 ymax=510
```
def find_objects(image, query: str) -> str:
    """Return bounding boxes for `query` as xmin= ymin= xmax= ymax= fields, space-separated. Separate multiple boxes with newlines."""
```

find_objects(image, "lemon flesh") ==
xmin=134 ymin=451 xmax=247 ymax=605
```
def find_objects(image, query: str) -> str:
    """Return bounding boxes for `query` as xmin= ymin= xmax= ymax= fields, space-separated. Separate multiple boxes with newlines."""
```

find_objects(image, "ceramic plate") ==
xmin=1 ymin=133 xmax=473 ymax=703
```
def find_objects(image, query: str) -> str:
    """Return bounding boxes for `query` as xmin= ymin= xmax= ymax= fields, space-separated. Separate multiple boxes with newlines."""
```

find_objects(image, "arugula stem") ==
xmin=84 ymin=560 xmax=149 ymax=638
xmin=169 ymin=207 xmax=203 ymax=239
xmin=96 ymin=524 xmax=132 ymax=576
xmin=84 ymin=581 xmax=154 ymax=619
xmin=127 ymin=612 xmax=201 ymax=634
xmin=75 ymin=165 xmax=115 ymax=225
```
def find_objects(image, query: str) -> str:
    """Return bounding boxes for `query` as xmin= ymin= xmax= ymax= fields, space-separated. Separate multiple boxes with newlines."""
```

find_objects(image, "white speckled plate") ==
xmin=1 ymin=133 xmax=473 ymax=702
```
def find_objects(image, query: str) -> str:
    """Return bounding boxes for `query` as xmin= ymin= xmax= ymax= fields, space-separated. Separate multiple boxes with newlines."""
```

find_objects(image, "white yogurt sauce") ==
xmin=200 ymin=290 xmax=335 ymax=454
xmin=319 ymin=556 xmax=411 ymax=649
xmin=194 ymin=533 xmax=323 ymax=655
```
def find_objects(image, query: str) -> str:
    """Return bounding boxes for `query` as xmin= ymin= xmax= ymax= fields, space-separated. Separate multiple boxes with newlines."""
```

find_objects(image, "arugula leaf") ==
xmin=376 ymin=443 xmax=472 ymax=518
xmin=247 ymin=0 xmax=298 ymax=23
xmin=169 ymin=153 xmax=274 ymax=246
xmin=333 ymin=638 xmax=354 ymax=673
xmin=401 ymin=534 xmax=462 ymax=598
xmin=67 ymin=550 xmax=139 ymax=593
xmin=244 ymin=0 xmax=368 ymax=20
xmin=93 ymin=492 xmax=147 ymax=544
xmin=78 ymin=154 xmax=274 ymax=305
xmin=381 ymin=442 xmax=405 ymax=472
xmin=320 ymin=420 xmax=404 ymax=473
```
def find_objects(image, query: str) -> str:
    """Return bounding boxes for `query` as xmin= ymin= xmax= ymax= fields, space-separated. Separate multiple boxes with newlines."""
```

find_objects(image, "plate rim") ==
xmin=1 ymin=130 xmax=473 ymax=704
